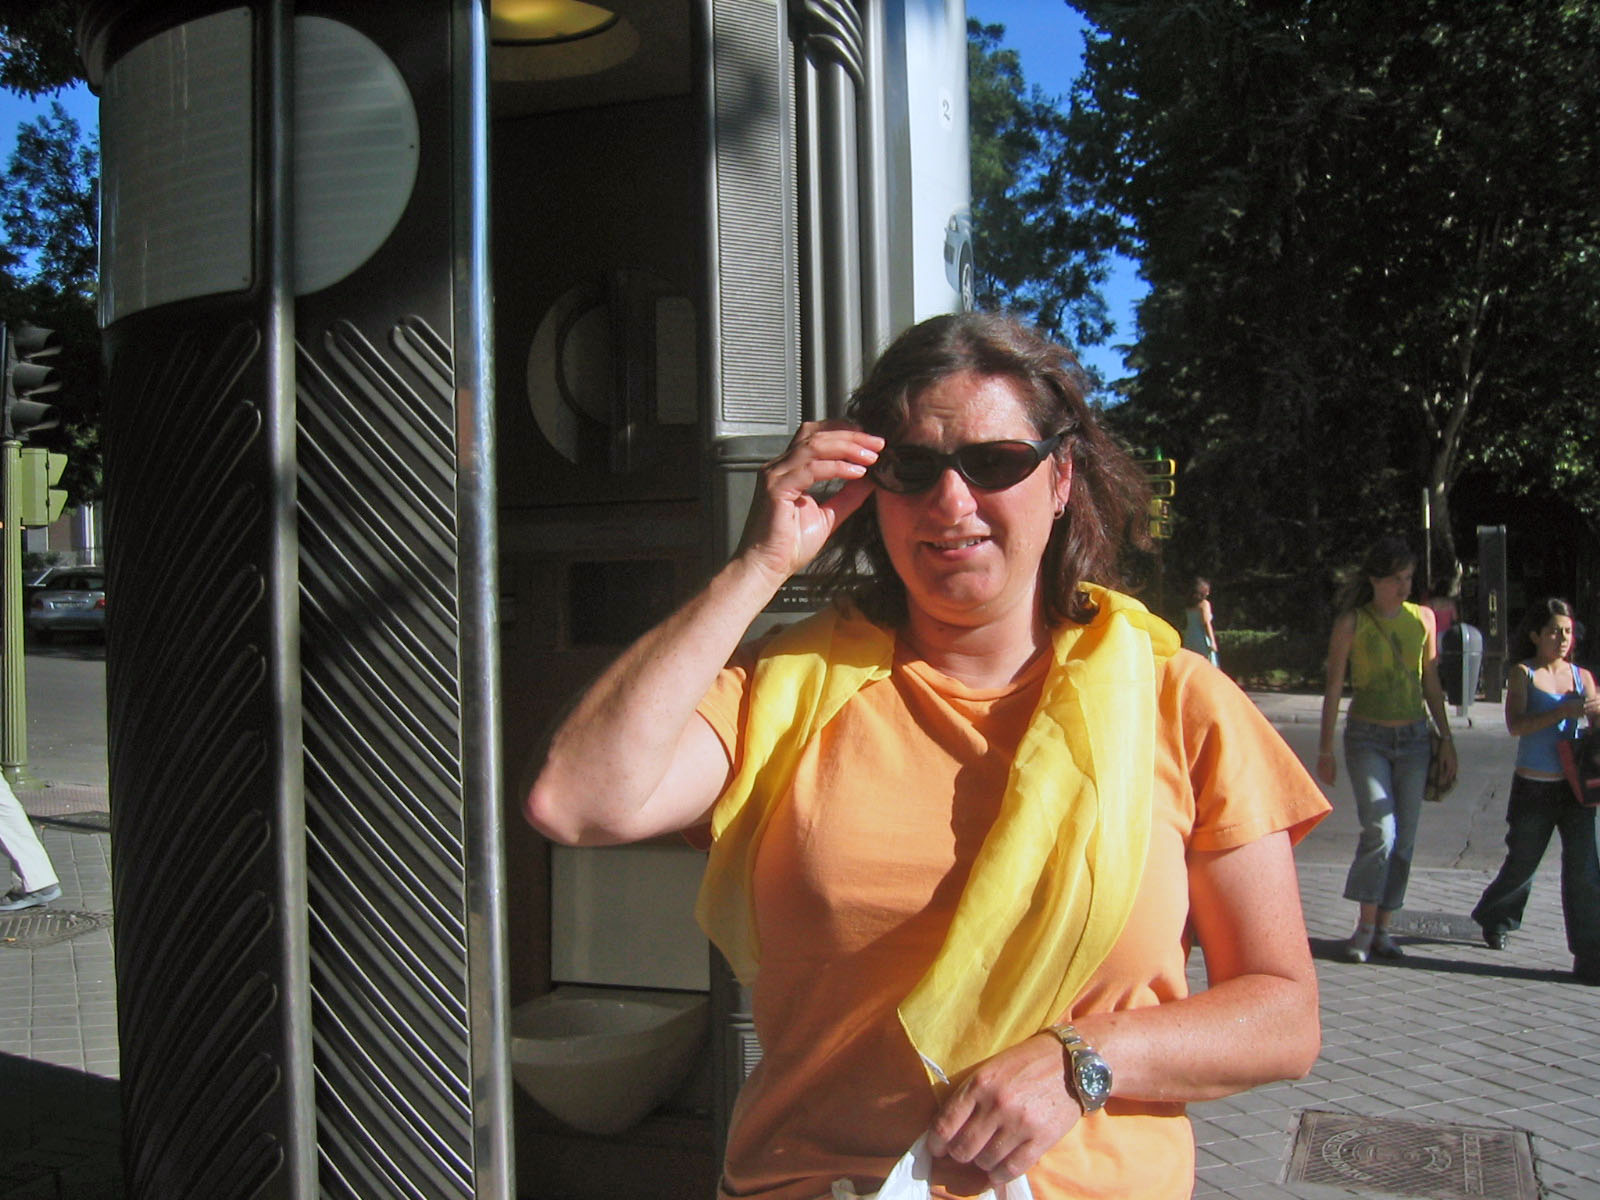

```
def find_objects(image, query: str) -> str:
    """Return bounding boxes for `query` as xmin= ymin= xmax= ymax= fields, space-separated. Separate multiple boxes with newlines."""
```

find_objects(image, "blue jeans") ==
xmin=1341 ymin=718 xmax=1431 ymax=911
xmin=1471 ymin=775 xmax=1600 ymax=963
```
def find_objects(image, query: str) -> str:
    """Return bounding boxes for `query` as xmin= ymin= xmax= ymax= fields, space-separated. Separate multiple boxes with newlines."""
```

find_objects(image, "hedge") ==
xmin=1214 ymin=629 xmax=1324 ymax=691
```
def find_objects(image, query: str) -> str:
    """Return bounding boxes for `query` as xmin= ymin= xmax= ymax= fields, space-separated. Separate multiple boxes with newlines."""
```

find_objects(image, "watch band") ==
xmin=1045 ymin=1022 xmax=1112 ymax=1114
xmin=1046 ymin=1022 xmax=1090 ymax=1054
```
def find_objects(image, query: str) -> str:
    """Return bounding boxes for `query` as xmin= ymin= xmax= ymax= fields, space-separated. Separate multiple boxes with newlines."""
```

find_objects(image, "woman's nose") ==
xmin=926 ymin=467 xmax=977 ymax=519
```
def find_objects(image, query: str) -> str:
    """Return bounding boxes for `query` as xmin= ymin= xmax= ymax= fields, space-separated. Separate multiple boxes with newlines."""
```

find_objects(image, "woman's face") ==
xmin=1531 ymin=614 xmax=1575 ymax=663
xmin=1368 ymin=565 xmax=1414 ymax=613
xmin=873 ymin=370 xmax=1070 ymax=636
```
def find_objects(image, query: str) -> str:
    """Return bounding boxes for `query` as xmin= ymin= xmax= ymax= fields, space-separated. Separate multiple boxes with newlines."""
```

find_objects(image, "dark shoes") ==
xmin=1482 ymin=927 xmax=1508 ymax=951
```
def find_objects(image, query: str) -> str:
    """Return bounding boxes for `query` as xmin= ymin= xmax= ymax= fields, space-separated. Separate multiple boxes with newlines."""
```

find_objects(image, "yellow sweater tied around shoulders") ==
xmin=695 ymin=584 xmax=1180 ymax=1090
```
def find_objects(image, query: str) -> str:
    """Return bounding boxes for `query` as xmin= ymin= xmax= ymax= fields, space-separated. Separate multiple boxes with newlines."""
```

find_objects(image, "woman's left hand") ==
xmin=924 ymin=1033 xmax=1081 ymax=1186
xmin=1436 ymin=738 xmax=1459 ymax=787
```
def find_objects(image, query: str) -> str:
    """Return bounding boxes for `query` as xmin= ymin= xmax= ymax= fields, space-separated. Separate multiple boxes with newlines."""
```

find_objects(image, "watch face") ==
xmin=1076 ymin=1055 xmax=1112 ymax=1102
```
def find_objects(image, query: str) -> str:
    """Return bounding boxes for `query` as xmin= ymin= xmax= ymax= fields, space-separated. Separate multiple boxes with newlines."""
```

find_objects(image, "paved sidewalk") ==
xmin=1 ymin=789 xmax=120 ymax=1199
xmin=6 ymin=688 xmax=1600 ymax=1198
xmin=1191 ymin=859 xmax=1597 ymax=1199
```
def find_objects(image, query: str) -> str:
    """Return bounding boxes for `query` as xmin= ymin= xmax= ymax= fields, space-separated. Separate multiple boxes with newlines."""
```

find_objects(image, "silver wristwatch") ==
xmin=1046 ymin=1023 xmax=1113 ymax=1114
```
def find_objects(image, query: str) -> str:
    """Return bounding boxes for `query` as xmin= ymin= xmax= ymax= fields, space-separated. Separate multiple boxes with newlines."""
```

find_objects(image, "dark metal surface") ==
xmin=93 ymin=1 xmax=507 ymax=1196
xmin=1287 ymin=1110 xmax=1538 ymax=1199
xmin=0 ymin=908 xmax=112 ymax=948
xmin=105 ymin=308 xmax=306 ymax=1196
xmin=1384 ymin=910 xmax=1486 ymax=942
xmin=100 ymin=11 xmax=310 ymax=1194
xmin=293 ymin=2 xmax=507 ymax=1196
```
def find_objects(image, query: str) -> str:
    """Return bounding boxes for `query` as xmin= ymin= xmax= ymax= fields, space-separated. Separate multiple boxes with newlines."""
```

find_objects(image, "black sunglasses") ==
xmin=868 ymin=433 xmax=1065 ymax=494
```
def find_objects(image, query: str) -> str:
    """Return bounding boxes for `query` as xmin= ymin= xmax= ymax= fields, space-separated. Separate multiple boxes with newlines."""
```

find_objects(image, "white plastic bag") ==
xmin=830 ymin=1134 xmax=1035 ymax=1200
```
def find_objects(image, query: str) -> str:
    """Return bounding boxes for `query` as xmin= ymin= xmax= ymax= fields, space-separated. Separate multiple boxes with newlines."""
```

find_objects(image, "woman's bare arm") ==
xmin=926 ymin=832 xmax=1319 ymax=1185
xmin=1317 ymin=611 xmax=1355 ymax=784
xmin=1417 ymin=605 xmax=1458 ymax=784
xmin=524 ymin=422 xmax=882 ymax=845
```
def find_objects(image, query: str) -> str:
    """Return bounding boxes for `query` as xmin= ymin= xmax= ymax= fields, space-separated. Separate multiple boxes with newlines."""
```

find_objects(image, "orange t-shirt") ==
xmin=697 ymin=643 xmax=1328 ymax=1200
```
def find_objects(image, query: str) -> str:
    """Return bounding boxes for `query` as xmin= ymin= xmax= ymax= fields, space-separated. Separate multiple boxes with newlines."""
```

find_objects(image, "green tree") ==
xmin=1067 ymin=0 xmax=1600 ymax=618
xmin=967 ymin=20 xmax=1120 ymax=376
xmin=0 ymin=0 xmax=80 ymax=96
xmin=3 ymin=101 xmax=101 ymax=501
xmin=4 ymin=100 xmax=96 ymax=299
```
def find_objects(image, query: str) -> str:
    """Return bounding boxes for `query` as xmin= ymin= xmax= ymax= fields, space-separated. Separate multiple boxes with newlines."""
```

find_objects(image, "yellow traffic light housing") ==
xmin=1138 ymin=456 xmax=1177 ymax=536
xmin=19 ymin=448 xmax=68 ymax=527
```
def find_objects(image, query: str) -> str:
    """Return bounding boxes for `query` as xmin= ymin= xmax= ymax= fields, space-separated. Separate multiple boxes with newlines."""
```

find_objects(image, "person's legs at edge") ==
xmin=1343 ymin=721 xmax=1398 ymax=962
xmin=1370 ymin=723 xmax=1431 ymax=959
xmin=1472 ymin=775 xmax=1561 ymax=949
xmin=1554 ymin=800 xmax=1600 ymax=981
xmin=0 ymin=773 xmax=60 ymax=909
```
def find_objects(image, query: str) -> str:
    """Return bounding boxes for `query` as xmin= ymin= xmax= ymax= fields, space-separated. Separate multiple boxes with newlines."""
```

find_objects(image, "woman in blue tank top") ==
xmin=1472 ymin=598 xmax=1600 ymax=983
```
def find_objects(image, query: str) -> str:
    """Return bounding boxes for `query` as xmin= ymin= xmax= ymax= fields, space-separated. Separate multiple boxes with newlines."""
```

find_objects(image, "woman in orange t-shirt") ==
xmin=527 ymin=312 xmax=1326 ymax=1198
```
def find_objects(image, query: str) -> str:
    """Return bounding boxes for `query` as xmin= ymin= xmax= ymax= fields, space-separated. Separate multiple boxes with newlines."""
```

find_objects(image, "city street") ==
xmin=17 ymin=640 xmax=109 ymax=790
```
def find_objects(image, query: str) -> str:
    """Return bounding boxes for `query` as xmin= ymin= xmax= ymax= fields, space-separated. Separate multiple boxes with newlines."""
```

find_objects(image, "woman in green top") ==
xmin=1318 ymin=537 xmax=1458 ymax=962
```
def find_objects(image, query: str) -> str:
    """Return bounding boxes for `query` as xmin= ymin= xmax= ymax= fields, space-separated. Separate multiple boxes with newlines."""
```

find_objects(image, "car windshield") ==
xmin=42 ymin=574 xmax=104 ymax=591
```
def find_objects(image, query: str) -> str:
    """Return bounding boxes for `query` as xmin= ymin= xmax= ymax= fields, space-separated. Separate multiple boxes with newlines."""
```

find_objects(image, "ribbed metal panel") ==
xmin=709 ymin=0 xmax=801 ymax=433
xmin=91 ymin=2 xmax=504 ymax=1196
xmin=793 ymin=0 xmax=869 ymax=414
xmin=105 ymin=314 xmax=300 ymax=1198
xmin=296 ymin=315 xmax=472 ymax=1199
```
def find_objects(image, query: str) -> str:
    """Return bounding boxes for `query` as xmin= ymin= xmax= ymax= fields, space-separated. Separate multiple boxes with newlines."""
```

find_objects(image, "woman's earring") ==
xmin=1053 ymin=499 xmax=1067 ymax=520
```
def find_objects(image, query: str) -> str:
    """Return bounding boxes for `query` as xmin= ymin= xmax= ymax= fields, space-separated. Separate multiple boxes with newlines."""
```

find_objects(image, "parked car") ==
xmin=23 ymin=564 xmax=93 ymax=609
xmin=26 ymin=569 xmax=106 ymax=642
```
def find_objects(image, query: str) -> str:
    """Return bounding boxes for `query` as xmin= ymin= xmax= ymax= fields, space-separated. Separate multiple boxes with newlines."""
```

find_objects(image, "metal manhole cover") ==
xmin=1386 ymin=911 xmax=1483 ymax=941
xmin=1286 ymin=1111 xmax=1537 ymax=1199
xmin=0 ymin=909 xmax=113 ymax=948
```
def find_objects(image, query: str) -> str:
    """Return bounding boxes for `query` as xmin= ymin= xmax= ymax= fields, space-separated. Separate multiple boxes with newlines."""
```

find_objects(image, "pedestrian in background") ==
xmin=1317 ymin=536 xmax=1457 ymax=963
xmin=1471 ymin=598 xmax=1600 ymax=984
xmin=1422 ymin=576 xmax=1458 ymax=642
xmin=0 ymin=774 xmax=60 ymax=912
xmin=1182 ymin=576 xmax=1220 ymax=667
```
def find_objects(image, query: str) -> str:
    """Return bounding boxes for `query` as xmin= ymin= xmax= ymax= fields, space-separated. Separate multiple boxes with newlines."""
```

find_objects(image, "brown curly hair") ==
xmin=811 ymin=311 xmax=1152 ymax=627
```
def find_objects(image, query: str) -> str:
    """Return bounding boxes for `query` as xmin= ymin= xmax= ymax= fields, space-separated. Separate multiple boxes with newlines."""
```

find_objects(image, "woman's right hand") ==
xmin=735 ymin=421 xmax=883 ymax=584
xmin=1559 ymin=691 xmax=1600 ymax=721
xmin=1315 ymin=751 xmax=1337 ymax=786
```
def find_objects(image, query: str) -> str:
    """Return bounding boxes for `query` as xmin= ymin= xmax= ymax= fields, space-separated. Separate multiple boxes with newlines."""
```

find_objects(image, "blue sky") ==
xmin=0 ymin=3 xmax=1142 ymax=379
xmin=0 ymin=82 xmax=97 ymax=165
xmin=966 ymin=0 xmax=1145 ymax=382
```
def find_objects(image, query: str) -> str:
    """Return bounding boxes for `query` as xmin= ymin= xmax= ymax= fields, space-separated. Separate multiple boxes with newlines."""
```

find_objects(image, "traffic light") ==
xmin=1138 ymin=456 xmax=1177 ymax=498
xmin=19 ymin=447 xmax=68 ymax=527
xmin=1137 ymin=455 xmax=1177 ymax=539
xmin=1147 ymin=496 xmax=1172 ymax=541
xmin=2 ymin=321 xmax=61 ymax=440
